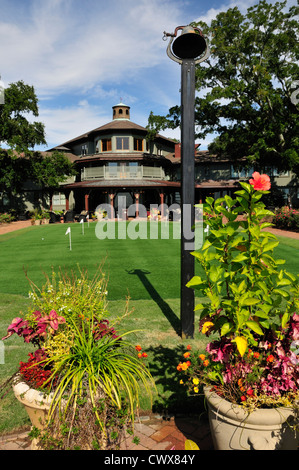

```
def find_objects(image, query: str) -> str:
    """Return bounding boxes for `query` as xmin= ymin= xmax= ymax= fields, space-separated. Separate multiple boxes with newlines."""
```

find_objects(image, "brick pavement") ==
xmin=0 ymin=415 xmax=213 ymax=451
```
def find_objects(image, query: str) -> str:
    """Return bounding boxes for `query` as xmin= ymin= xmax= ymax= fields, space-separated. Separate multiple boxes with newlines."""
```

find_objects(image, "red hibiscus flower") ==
xmin=249 ymin=172 xmax=271 ymax=191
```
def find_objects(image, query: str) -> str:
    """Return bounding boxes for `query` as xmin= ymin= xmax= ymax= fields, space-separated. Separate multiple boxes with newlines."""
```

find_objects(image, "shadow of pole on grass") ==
xmin=127 ymin=268 xmax=180 ymax=336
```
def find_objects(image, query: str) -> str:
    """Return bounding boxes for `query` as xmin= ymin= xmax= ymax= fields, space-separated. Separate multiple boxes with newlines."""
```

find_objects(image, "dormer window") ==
xmin=81 ymin=144 xmax=88 ymax=156
xmin=116 ymin=137 xmax=129 ymax=150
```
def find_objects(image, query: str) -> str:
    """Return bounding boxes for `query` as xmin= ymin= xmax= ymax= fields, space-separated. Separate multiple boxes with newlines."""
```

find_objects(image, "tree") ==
xmin=0 ymin=81 xmax=76 ymax=211
xmin=150 ymin=1 xmax=299 ymax=174
xmin=30 ymin=151 xmax=77 ymax=204
xmin=0 ymin=149 xmax=30 ymax=200
xmin=0 ymin=80 xmax=46 ymax=154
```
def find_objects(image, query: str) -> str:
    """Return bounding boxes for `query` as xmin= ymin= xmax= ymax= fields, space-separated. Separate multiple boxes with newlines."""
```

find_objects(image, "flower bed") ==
xmin=272 ymin=207 xmax=299 ymax=232
xmin=0 ymin=212 xmax=15 ymax=224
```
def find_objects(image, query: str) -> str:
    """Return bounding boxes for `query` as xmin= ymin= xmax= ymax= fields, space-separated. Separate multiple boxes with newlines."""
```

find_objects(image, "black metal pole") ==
xmin=180 ymin=58 xmax=195 ymax=339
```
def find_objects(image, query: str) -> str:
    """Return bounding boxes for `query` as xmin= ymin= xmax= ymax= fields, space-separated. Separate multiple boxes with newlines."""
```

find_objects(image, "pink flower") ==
xmin=38 ymin=310 xmax=66 ymax=331
xmin=48 ymin=310 xmax=62 ymax=330
xmin=21 ymin=327 xmax=37 ymax=343
xmin=1 ymin=317 xmax=27 ymax=340
xmin=206 ymin=339 xmax=233 ymax=363
xmin=290 ymin=313 xmax=299 ymax=341
xmin=36 ymin=322 xmax=47 ymax=336
xmin=249 ymin=172 xmax=271 ymax=191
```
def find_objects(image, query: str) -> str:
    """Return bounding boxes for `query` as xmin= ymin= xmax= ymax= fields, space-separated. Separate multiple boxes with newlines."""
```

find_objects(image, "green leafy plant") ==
xmin=178 ymin=173 xmax=299 ymax=411
xmin=0 ymin=212 xmax=15 ymax=224
xmin=42 ymin=210 xmax=50 ymax=220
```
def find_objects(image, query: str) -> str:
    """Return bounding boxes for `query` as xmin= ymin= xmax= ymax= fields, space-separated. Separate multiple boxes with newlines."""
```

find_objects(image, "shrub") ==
xmin=0 ymin=212 xmax=15 ymax=224
xmin=273 ymin=207 xmax=299 ymax=232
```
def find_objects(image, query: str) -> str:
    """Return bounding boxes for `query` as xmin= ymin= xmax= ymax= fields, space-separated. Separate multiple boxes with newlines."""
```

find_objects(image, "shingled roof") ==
xmin=49 ymin=119 xmax=175 ymax=151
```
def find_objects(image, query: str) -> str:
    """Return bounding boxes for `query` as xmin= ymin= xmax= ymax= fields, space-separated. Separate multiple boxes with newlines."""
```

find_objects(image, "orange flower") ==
xmin=183 ymin=352 xmax=191 ymax=358
xmin=249 ymin=172 xmax=271 ymax=191
xmin=203 ymin=360 xmax=209 ymax=367
xmin=135 ymin=345 xmax=142 ymax=352
xmin=186 ymin=344 xmax=192 ymax=350
xmin=267 ymin=354 xmax=274 ymax=363
xmin=185 ymin=361 xmax=191 ymax=369
xmin=237 ymin=378 xmax=245 ymax=392
xmin=142 ymin=352 xmax=148 ymax=358
xmin=177 ymin=362 xmax=188 ymax=371
xmin=199 ymin=354 xmax=206 ymax=361
xmin=253 ymin=352 xmax=260 ymax=359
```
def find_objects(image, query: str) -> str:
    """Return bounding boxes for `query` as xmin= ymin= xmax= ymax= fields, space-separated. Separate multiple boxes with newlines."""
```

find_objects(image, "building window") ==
xmin=231 ymin=166 xmax=254 ymax=178
xmin=101 ymin=139 xmax=112 ymax=152
xmin=128 ymin=162 xmax=138 ymax=177
xmin=116 ymin=137 xmax=129 ymax=150
xmin=81 ymin=144 xmax=88 ymax=156
xmin=134 ymin=138 xmax=143 ymax=151
xmin=107 ymin=162 xmax=118 ymax=178
xmin=53 ymin=192 xmax=66 ymax=206
xmin=272 ymin=168 xmax=289 ymax=177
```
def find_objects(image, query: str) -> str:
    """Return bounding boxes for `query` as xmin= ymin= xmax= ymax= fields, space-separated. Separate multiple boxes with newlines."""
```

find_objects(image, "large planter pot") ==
xmin=13 ymin=378 xmax=53 ymax=450
xmin=204 ymin=386 xmax=298 ymax=450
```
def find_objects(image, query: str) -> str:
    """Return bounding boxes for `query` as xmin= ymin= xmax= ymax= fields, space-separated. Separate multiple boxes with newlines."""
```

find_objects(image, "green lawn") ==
xmin=0 ymin=222 xmax=299 ymax=434
xmin=0 ymin=222 xmax=184 ymax=300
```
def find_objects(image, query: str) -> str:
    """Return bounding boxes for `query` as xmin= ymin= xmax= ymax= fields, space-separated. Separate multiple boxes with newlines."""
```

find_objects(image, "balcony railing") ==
xmin=81 ymin=165 xmax=166 ymax=181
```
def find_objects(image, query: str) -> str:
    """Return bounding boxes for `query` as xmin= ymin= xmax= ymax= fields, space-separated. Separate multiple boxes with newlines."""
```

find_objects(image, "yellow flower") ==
xmin=193 ymin=378 xmax=200 ymax=385
xmin=202 ymin=321 xmax=214 ymax=334
xmin=199 ymin=354 xmax=206 ymax=361
xmin=194 ymin=387 xmax=199 ymax=393
xmin=180 ymin=380 xmax=184 ymax=384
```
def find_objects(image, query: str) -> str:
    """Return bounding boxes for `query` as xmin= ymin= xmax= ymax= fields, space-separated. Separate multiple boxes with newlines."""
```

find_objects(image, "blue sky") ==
xmin=0 ymin=0 xmax=296 ymax=150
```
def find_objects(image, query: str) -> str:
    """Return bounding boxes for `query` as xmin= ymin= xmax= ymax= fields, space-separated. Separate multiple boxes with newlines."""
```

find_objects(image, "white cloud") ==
xmin=1 ymin=0 xmax=296 ymax=150
xmin=0 ymin=0 xmax=182 ymax=96
xmin=39 ymin=101 xmax=112 ymax=148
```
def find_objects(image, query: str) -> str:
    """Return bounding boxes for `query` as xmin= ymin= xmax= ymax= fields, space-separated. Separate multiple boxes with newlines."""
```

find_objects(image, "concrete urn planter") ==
xmin=204 ymin=386 xmax=298 ymax=450
xmin=13 ymin=378 xmax=53 ymax=450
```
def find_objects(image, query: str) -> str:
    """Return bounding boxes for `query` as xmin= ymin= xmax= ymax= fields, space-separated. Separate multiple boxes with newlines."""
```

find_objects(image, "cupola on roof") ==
xmin=112 ymin=102 xmax=130 ymax=121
